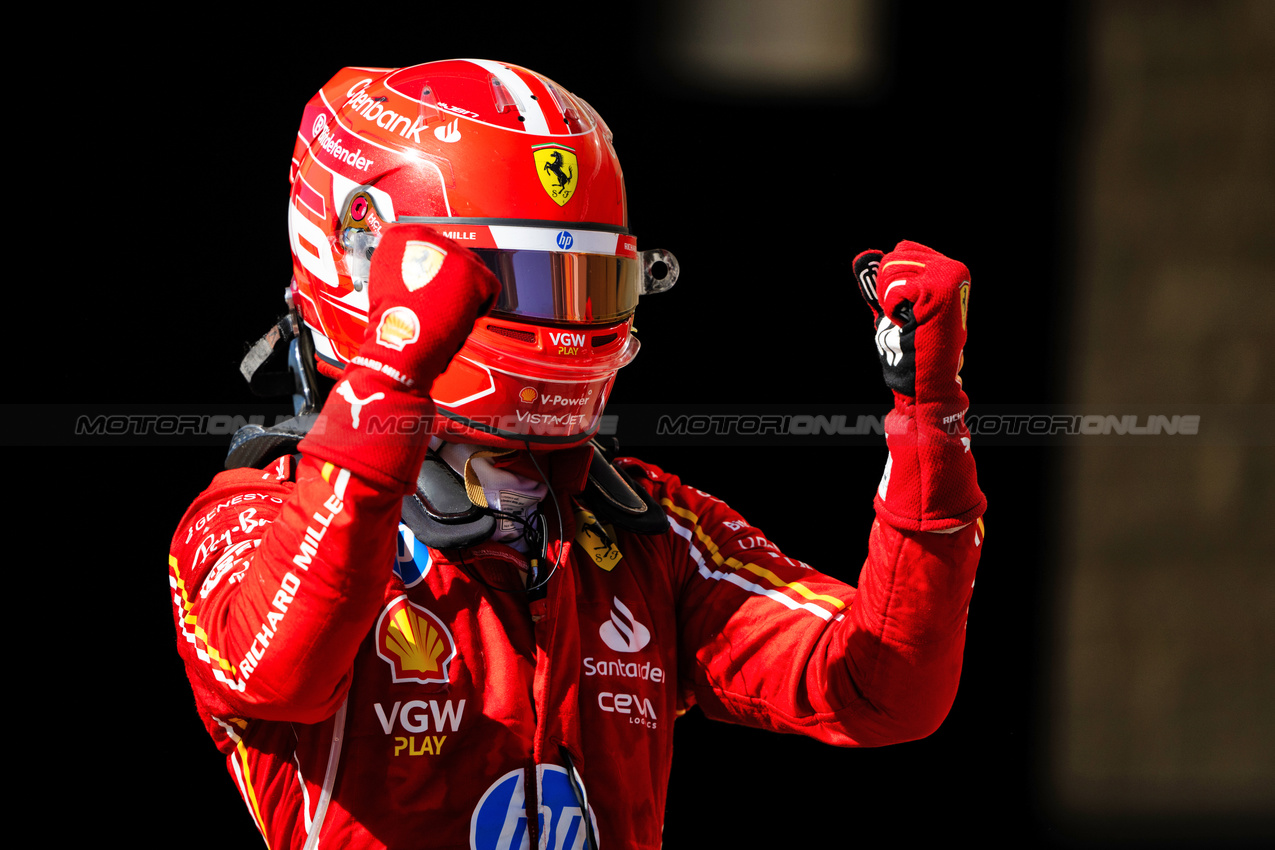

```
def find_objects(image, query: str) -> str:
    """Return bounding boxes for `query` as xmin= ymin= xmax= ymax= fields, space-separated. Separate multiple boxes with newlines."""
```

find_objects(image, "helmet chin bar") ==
xmin=639 ymin=249 xmax=679 ymax=295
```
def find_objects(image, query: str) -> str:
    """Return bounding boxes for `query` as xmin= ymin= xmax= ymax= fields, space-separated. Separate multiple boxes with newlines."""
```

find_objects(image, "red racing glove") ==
xmin=854 ymin=240 xmax=986 ymax=530
xmin=300 ymin=224 xmax=502 ymax=492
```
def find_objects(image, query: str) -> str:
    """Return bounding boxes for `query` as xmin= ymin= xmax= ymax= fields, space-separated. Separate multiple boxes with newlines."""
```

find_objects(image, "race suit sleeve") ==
xmin=620 ymin=458 xmax=983 ymax=747
xmin=169 ymin=224 xmax=500 ymax=727
xmin=168 ymin=452 xmax=407 ymax=726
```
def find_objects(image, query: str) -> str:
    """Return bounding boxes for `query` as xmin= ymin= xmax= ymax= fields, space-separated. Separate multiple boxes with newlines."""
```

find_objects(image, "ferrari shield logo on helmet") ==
xmin=533 ymin=144 xmax=578 ymax=206
xmin=959 ymin=281 xmax=970 ymax=329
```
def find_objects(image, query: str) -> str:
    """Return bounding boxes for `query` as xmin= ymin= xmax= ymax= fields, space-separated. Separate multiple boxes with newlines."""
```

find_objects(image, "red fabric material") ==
xmin=170 ymin=452 xmax=982 ymax=849
xmin=169 ymin=458 xmax=401 ymax=725
xmin=872 ymin=240 xmax=986 ymax=530
xmin=360 ymin=224 xmax=501 ymax=394
xmin=299 ymin=224 xmax=503 ymax=493
xmin=298 ymin=377 xmax=435 ymax=494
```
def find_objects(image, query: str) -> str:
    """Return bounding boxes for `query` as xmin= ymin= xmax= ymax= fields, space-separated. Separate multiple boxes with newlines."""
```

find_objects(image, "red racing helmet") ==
xmin=286 ymin=59 xmax=677 ymax=449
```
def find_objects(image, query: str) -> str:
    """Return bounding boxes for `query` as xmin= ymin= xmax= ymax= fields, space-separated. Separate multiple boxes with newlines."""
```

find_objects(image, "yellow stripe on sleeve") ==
xmin=236 ymin=739 xmax=273 ymax=850
xmin=169 ymin=555 xmax=241 ymax=677
xmin=661 ymin=499 xmax=846 ymax=609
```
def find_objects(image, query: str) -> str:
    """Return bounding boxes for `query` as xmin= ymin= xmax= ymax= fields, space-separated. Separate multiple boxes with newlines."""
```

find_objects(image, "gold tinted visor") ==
xmin=476 ymin=250 xmax=642 ymax=324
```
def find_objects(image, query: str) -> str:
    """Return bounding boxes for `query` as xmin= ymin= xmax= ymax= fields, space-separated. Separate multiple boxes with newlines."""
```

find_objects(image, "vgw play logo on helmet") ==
xmin=532 ymin=144 xmax=578 ymax=206
xmin=471 ymin=765 xmax=597 ymax=850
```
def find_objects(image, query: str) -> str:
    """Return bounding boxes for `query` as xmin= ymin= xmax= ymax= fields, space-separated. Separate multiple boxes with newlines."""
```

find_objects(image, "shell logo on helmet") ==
xmin=287 ymin=59 xmax=679 ymax=450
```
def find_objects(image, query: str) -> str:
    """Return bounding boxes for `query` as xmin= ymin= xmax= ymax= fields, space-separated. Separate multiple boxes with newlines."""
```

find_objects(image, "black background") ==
xmin=27 ymin=4 xmax=1080 ymax=846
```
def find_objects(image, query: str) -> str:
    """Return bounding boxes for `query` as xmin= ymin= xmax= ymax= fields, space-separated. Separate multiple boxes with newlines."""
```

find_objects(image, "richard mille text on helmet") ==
xmin=169 ymin=59 xmax=986 ymax=850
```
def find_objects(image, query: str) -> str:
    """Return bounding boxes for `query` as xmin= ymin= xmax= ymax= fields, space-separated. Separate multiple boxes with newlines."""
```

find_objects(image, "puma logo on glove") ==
xmin=335 ymin=381 xmax=387 ymax=429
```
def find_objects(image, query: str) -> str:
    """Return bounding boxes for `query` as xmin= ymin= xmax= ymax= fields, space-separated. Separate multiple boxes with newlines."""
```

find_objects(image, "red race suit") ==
xmin=168 ymin=445 xmax=983 ymax=850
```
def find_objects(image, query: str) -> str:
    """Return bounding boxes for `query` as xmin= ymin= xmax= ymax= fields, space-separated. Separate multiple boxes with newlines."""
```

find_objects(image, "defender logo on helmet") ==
xmin=533 ymin=144 xmax=578 ymax=206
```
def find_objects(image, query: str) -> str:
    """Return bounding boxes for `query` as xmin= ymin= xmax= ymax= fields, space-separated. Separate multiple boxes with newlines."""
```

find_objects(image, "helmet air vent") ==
xmin=489 ymin=75 xmax=522 ymax=115
xmin=544 ymin=82 xmax=583 ymax=129
xmin=417 ymin=81 xmax=442 ymax=126
xmin=590 ymin=332 xmax=618 ymax=347
xmin=486 ymin=324 xmax=536 ymax=343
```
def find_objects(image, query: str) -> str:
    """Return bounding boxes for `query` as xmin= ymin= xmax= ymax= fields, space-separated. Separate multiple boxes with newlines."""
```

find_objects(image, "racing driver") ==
xmin=168 ymin=59 xmax=986 ymax=850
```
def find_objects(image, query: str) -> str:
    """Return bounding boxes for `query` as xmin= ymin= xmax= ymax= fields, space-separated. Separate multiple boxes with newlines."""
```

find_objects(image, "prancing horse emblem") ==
xmin=543 ymin=152 xmax=573 ymax=191
xmin=532 ymin=144 xmax=579 ymax=206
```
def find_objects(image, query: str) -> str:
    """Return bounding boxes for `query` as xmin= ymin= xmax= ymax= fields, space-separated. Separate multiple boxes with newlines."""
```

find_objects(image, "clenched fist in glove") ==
xmin=854 ymin=241 xmax=986 ymax=531
xmin=301 ymin=224 xmax=502 ymax=492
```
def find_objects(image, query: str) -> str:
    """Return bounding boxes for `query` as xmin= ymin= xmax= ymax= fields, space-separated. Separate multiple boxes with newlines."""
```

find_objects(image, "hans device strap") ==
xmin=224 ymin=415 xmax=318 ymax=471
xmin=583 ymin=445 xmax=669 ymax=535
xmin=400 ymin=452 xmax=497 ymax=549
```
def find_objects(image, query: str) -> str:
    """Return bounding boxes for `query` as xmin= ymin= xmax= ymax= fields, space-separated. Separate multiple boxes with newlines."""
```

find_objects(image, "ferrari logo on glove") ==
xmin=402 ymin=241 xmax=448 ymax=292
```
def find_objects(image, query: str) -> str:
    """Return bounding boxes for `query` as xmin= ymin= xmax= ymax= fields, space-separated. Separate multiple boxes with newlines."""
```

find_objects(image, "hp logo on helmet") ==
xmin=556 ymin=231 xmax=574 ymax=250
